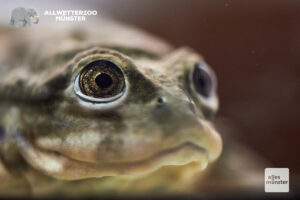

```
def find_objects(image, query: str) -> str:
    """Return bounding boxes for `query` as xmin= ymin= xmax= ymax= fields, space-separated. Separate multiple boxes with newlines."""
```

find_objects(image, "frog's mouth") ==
xmin=18 ymin=139 xmax=209 ymax=180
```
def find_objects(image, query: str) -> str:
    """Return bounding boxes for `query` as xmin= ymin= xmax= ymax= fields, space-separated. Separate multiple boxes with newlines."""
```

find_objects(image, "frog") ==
xmin=0 ymin=19 xmax=223 ymax=197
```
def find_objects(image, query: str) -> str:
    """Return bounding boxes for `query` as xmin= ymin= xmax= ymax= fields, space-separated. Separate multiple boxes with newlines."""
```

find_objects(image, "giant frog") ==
xmin=0 ymin=19 xmax=263 ymax=197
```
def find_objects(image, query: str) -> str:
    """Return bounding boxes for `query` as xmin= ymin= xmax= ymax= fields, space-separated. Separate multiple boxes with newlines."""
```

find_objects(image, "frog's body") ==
xmin=0 ymin=19 xmax=261 ymax=197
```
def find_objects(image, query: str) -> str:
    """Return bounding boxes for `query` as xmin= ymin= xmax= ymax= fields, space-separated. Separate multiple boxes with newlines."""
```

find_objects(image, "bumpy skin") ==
xmin=0 ymin=20 xmax=222 ymax=197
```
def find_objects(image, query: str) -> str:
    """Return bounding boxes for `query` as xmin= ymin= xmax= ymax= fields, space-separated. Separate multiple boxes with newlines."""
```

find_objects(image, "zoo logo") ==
xmin=9 ymin=7 xmax=39 ymax=27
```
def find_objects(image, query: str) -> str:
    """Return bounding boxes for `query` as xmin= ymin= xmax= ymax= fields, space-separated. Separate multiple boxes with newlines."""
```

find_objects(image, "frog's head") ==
xmin=16 ymin=45 xmax=222 ymax=180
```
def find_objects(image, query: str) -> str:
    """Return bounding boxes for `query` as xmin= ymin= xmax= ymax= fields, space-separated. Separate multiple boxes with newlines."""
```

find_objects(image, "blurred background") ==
xmin=1 ymin=0 xmax=300 ymax=196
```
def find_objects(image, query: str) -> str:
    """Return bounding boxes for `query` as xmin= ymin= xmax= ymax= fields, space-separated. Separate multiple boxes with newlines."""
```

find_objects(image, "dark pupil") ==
xmin=197 ymin=75 xmax=207 ymax=90
xmin=193 ymin=63 xmax=212 ymax=97
xmin=95 ymin=73 xmax=113 ymax=89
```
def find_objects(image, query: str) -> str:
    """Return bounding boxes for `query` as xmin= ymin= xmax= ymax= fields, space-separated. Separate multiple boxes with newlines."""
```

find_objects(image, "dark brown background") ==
xmin=89 ymin=0 xmax=300 ymax=173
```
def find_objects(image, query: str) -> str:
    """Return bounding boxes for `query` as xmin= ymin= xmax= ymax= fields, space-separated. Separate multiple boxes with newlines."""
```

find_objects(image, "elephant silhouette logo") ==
xmin=9 ymin=7 xmax=39 ymax=27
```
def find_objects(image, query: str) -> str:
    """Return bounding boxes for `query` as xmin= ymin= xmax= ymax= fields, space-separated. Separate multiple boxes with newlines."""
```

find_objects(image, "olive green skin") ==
xmin=0 ymin=20 xmax=222 ymax=197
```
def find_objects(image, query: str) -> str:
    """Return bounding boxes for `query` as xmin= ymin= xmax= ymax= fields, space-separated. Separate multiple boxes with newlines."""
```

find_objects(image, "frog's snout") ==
xmin=149 ymin=93 xmax=222 ymax=163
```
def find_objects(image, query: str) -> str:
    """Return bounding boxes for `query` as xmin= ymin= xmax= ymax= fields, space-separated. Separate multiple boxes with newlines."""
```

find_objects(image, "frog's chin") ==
xmin=18 ymin=140 xmax=209 ymax=180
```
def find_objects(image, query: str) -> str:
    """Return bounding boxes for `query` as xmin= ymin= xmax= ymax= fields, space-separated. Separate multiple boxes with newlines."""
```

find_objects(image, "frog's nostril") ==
xmin=157 ymin=97 xmax=165 ymax=104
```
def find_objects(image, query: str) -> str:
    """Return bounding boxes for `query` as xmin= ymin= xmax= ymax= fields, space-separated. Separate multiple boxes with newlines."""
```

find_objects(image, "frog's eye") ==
xmin=74 ymin=60 xmax=126 ymax=103
xmin=190 ymin=61 xmax=218 ymax=118
xmin=192 ymin=61 xmax=216 ymax=98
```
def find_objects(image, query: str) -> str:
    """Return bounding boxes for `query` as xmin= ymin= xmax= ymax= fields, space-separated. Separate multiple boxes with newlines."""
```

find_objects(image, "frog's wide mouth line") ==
xmin=20 ymin=140 xmax=209 ymax=180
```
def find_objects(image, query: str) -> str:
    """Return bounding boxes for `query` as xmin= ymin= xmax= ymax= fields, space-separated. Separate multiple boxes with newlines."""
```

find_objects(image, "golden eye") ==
xmin=79 ymin=60 xmax=125 ymax=98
